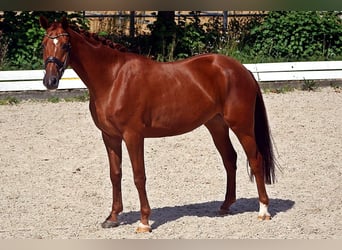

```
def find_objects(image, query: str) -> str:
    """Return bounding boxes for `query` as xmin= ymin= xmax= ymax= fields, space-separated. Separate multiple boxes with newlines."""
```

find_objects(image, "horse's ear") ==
xmin=39 ymin=16 xmax=49 ymax=30
xmin=61 ymin=16 xmax=68 ymax=30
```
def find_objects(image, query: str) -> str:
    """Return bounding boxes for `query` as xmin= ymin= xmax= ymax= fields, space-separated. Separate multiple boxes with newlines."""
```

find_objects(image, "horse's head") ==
xmin=40 ymin=16 xmax=71 ymax=90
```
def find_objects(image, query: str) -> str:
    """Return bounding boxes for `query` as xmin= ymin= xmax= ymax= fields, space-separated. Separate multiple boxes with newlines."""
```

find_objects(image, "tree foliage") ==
xmin=0 ymin=11 xmax=341 ymax=70
xmin=0 ymin=11 xmax=88 ymax=70
xmin=147 ymin=11 xmax=225 ymax=61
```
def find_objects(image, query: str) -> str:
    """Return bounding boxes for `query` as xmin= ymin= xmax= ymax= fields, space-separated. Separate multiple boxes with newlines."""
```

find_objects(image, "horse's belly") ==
xmin=142 ymin=106 xmax=217 ymax=137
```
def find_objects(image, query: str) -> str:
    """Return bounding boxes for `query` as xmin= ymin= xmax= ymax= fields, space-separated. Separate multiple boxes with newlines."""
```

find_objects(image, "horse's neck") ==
xmin=68 ymin=28 xmax=117 ymax=96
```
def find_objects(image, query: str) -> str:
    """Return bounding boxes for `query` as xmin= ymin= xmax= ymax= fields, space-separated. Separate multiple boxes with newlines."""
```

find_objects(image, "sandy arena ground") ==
xmin=0 ymin=87 xmax=341 ymax=239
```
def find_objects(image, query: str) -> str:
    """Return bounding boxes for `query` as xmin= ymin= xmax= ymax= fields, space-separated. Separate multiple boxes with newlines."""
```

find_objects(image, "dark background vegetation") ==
xmin=0 ymin=11 xmax=341 ymax=70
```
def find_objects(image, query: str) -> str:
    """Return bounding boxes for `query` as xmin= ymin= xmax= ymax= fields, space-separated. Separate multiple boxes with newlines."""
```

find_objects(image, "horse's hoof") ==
xmin=101 ymin=220 xmax=119 ymax=228
xmin=218 ymin=208 xmax=230 ymax=216
xmin=135 ymin=222 xmax=152 ymax=233
xmin=257 ymin=215 xmax=272 ymax=221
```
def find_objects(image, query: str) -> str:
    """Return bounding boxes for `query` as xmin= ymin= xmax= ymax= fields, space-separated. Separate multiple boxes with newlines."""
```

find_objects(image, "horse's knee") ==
xmin=134 ymin=176 xmax=146 ymax=189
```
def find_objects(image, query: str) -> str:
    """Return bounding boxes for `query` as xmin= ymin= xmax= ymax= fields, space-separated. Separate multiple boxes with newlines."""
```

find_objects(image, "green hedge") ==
xmin=247 ymin=11 xmax=342 ymax=61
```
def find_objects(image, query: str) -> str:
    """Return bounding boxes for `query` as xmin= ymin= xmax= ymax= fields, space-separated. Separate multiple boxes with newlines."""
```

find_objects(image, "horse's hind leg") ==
xmin=225 ymin=112 xmax=271 ymax=220
xmin=234 ymin=132 xmax=271 ymax=220
xmin=205 ymin=115 xmax=237 ymax=214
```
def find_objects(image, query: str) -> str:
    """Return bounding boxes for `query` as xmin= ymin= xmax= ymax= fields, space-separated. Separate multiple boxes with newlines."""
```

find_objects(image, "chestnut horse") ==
xmin=40 ymin=17 xmax=276 ymax=233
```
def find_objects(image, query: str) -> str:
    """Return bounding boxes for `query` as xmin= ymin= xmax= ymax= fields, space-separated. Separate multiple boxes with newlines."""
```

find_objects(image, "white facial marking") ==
xmin=53 ymin=38 xmax=58 ymax=45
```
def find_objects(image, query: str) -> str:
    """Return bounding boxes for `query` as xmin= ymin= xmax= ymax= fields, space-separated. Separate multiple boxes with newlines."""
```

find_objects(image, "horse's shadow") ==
xmin=117 ymin=198 xmax=295 ymax=230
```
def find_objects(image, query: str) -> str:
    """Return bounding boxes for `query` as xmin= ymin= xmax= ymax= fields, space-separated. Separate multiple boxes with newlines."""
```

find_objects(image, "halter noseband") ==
xmin=44 ymin=33 xmax=71 ymax=77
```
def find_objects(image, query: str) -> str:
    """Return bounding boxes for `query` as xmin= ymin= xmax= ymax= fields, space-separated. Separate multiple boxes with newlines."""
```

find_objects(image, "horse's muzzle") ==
xmin=43 ymin=75 xmax=59 ymax=90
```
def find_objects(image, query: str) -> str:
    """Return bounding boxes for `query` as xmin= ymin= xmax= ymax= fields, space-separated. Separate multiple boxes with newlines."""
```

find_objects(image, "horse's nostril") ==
xmin=44 ymin=76 xmax=59 ymax=90
xmin=50 ymin=77 xmax=57 ymax=87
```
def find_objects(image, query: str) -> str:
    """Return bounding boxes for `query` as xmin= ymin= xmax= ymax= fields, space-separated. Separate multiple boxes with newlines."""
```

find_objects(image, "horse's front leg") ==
xmin=101 ymin=132 xmax=124 ymax=228
xmin=124 ymin=132 xmax=152 ymax=233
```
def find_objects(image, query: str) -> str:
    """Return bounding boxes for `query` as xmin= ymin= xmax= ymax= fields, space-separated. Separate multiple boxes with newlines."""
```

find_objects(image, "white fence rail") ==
xmin=245 ymin=61 xmax=342 ymax=82
xmin=1 ymin=61 xmax=342 ymax=92
xmin=0 ymin=69 xmax=84 ymax=92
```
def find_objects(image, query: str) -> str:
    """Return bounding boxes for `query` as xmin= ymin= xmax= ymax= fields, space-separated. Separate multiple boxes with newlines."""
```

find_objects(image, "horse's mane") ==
xmin=69 ymin=24 xmax=128 ymax=52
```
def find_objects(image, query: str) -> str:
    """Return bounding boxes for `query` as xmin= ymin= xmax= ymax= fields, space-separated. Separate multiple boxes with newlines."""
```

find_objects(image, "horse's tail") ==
xmin=253 ymin=78 xmax=277 ymax=184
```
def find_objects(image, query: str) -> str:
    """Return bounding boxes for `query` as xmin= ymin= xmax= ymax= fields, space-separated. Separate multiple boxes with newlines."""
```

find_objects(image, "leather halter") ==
xmin=44 ymin=33 xmax=71 ymax=77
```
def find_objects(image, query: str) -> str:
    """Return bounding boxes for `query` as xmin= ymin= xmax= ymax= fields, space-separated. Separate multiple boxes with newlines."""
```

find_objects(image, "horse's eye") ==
xmin=62 ymin=43 xmax=70 ymax=51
